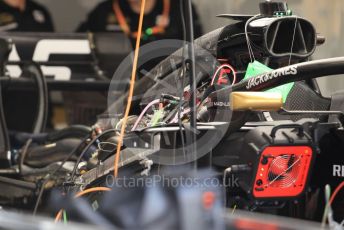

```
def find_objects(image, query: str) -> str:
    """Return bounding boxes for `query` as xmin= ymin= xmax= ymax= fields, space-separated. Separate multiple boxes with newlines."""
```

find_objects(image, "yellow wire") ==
xmin=113 ymin=0 xmax=146 ymax=178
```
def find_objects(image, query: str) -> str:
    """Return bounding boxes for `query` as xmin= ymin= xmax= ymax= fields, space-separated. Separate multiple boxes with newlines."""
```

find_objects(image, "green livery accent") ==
xmin=243 ymin=61 xmax=294 ymax=103
xmin=151 ymin=109 xmax=164 ymax=126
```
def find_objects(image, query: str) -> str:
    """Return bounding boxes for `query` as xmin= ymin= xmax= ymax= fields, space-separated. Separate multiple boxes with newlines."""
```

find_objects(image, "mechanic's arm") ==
xmin=76 ymin=4 xmax=106 ymax=32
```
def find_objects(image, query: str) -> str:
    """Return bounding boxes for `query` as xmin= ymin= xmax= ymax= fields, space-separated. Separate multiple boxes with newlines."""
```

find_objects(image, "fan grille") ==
xmin=267 ymin=154 xmax=301 ymax=188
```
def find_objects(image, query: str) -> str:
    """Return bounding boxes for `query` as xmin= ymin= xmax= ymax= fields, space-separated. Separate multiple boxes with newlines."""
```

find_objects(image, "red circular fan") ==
xmin=268 ymin=155 xmax=301 ymax=188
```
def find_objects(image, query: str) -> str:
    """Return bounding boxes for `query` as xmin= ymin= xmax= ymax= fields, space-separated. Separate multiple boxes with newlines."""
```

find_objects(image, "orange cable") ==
xmin=54 ymin=209 xmax=63 ymax=223
xmin=54 ymin=187 xmax=111 ymax=223
xmin=113 ymin=0 xmax=146 ymax=178
xmin=55 ymin=0 xmax=147 ymax=223
xmin=75 ymin=187 xmax=111 ymax=198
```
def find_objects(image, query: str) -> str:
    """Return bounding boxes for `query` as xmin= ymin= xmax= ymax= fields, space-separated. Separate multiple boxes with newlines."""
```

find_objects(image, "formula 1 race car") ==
xmin=0 ymin=1 xmax=343 ymax=229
